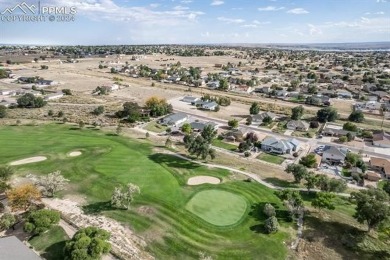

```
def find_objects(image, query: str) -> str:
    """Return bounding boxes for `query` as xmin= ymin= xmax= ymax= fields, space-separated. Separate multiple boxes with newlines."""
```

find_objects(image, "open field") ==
xmin=0 ymin=124 xmax=293 ymax=259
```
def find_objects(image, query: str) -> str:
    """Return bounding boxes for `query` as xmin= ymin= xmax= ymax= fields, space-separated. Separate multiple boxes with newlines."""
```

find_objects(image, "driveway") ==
xmin=284 ymin=130 xmax=294 ymax=136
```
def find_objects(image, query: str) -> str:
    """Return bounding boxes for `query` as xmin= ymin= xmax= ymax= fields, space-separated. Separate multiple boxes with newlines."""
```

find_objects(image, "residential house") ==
xmin=190 ymin=121 xmax=218 ymax=132
xmin=251 ymin=112 xmax=276 ymax=124
xmin=370 ymin=157 xmax=390 ymax=180
xmin=0 ymin=89 xmax=15 ymax=96
xmin=231 ymin=85 xmax=253 ymax=94
xmin=0 ymin=236 xmax=41 ymax=260
xmin=37 ymin=79 xmax=55 ymax=86
xmin=364 ymin=171 xmax=382 ymax=182
xmin=201 ymin=101 xmax=219 ymax=111
xmin=206 ymin=81 xmax=220 ymax=90
xmin=372 ymin=131 xmax=390 ymax=148
xmin=336 ymin=89 xmax=353 ymax=99
xmin=286 ymin=120 xmax=309 ymax=131
xmin=321 ymin=146 xmax=348 ymax=165
xmin=159 ymin=113 xmax=188 ymax=127
xmin=261 ymin=137 xmax=300 ymax=154
xmin=181 ymin=96 xmax=200 ymax=103
xmin=225 ymin=129 xmax=247 ymax=142
xmin=322 ymin=123 xmax=356 ymax=139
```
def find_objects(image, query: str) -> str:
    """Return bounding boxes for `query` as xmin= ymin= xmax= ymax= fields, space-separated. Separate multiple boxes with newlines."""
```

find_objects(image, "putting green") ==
xmin=185 ymin=189 xmax=248 ymax=226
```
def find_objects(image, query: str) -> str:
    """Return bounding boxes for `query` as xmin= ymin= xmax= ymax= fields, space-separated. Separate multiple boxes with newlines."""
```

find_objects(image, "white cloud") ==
xmin=258 ymin=6 xmax=284 ymax=11
xmin=242 ymin=24 xmax=257 ymax=28
xmin=50 ymin=0 xmax=204 ymax=25
xmin=308 ymin=24 xmax=322 ymax=35
xmin=287 ymin=8 xmax=309 ymax=14
xmin=181 ymin=0 xmax=192 ymax=3
xmin=149 ymin=3 xmax=159 ymax=8
xmin=217 ymin=16 xmax=245 ymax=24
xmin=211 ymin=0 xmax=224 ymax=6
xmin=173 ymin=5 xmax=189 ymax=10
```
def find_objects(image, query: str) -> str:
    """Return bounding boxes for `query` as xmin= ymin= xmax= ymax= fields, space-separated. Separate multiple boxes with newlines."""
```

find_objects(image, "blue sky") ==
xmin=0 ymin=0 xmax=389 ymax=45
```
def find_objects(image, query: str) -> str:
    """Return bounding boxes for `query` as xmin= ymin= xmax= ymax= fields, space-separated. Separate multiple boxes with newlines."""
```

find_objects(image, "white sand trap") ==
xmin=187 ymin=176 xmax=221 ymax=185
xmin=68 ymin=151 xmax=82 ymax=157
xmin=9 ymin=156 xmax=47 ymax=166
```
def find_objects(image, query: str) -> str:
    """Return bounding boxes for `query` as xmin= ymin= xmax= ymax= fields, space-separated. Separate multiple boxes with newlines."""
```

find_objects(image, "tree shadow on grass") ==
xmin=106 ymin=133 xmax=118 ymax=137
xmin=82 ymin=201 xmax=115 ymax=215
xmin=249 ymin=202 xmax=291 ymax=233
xmin=68 ymin=127 xmax=80 ymax=131
xmin=40 ymin=240 xmax=66 ymax=260
xmin=263 ymin=178 xmax=300 ymax=188
xmin=148 ymin=153 xmax=200 ymax=170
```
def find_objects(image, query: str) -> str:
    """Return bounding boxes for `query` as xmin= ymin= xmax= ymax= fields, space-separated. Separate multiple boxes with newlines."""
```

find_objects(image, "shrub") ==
xmin=264 ymin=216 xmax=279 ymax=234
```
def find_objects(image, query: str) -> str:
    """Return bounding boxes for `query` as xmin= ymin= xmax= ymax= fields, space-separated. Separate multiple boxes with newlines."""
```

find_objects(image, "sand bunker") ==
xmin=187 ymin=176 xmax=221 ymax=185
xmin=9 ymin=156 xmax=47 ymax=166
xmin=68 ymin=151 xmax=82 ymax=157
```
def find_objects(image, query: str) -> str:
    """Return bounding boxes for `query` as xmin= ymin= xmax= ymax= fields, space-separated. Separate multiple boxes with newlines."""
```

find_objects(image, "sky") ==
xmin=0 ymin=0 xmax=389 ymax=45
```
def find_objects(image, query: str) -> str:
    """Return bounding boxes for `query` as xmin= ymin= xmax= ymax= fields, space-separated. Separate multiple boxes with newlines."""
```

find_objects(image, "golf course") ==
xmin=0 ymin=123 xmax=293 ymax=259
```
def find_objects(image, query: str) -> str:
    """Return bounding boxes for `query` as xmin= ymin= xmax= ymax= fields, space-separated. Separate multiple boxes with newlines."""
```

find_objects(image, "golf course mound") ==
xmin=185 ymin=189 xmax=247 ymax=226
xmin=9 ymin=156 xmax=47 ymax=166
xmin=187 ymin=176 xmax=220 ymax=185
xmin=68 ymin=151 xmax=82 ymax=157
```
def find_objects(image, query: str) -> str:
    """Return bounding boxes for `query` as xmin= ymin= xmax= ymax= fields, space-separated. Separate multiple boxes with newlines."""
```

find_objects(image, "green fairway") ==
xmin=0 ymin=124 xmax=292 ymax=259
xmin=186 ymin=189 xmax=248 ymax=226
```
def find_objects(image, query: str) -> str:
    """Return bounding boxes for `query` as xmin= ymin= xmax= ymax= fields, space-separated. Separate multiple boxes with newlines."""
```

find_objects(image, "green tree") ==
xmin=317 ymin=107 xmax=338 ymax=123
xmin=382 ymin=181 xmax=390 ymax=196
xmin=0 ymin=213 xmax=16 ymax=231
xmin=181 ymin=123 xmax=192 ymax=134
xmin=339 ymin=135 xmax=348 ymax=143
xmin=0 ymin=166 xmax=14 ymax=181
xmin=17 ymin=93 xmax=47 ymax=108
xmin=262 ymin=116 xmax=273 ymax=125
xmin=311 ymin=192 xmax=336 ymax=212
xmin=304 ymin=173 xmax=318 ymax=192
xmin=264 ymin=216 xmax=279 ymax=234
xmin=343 ymin=122 xmax=358 ymax=132
xmin=285 ymin=164 xmax=308 ymax=183
xmin=291 ymin=105 xmax=304 ymax=120
xmin=0 ymin=105 xmax=6 ymax=118
xmin=218 ymin=78 xmax=229 ymax=90
xmin=111 ymin=183 xmax=140 ymax=210
xmin=24 ymin=209 xmax=60 ymax=235
xmin=299 ymin=154 xmax=317 ymax=168
xmin=263 ymin=203 xmax=276 ymax=217
xmin=276 ymin=189 xmax=304 ymax=219
xmin=201 ymin=125 xmax=217 ymax=143
xmin=165 ymin=137 xmax=172 ymax=148
xmin=93 ymin=106 xmax=105 ymax=115
xmin=184 ymin=135 xmax=215 ymax=160
xmin=348 ymin=110 xmax=365 ymax=123
xmin=79 ymin=121 xmax=85 ymax=129
xmin=350 ymin=188 xmax=390 ymax=232
xmin=64 ymin=227 xmax=111 ymax=260
xmin=228 ymin=119 xmax=239 ymax=129
xmin=249 ymin=102 xmax=260 ymax=115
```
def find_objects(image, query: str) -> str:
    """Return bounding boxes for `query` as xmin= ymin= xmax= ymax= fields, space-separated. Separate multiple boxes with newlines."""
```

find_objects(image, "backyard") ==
xmin=257 ymin=153 xmax=285 ymax=165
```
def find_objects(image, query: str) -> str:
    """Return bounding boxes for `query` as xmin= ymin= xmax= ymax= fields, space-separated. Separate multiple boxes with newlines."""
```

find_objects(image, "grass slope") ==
xmin=0 ymin=124 xmax=291 ymax=259
xmin=29 ymin=225 xmax=69 ymax=260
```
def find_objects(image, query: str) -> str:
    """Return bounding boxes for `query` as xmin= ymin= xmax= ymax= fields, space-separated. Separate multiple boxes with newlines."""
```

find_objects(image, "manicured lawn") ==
xmin=257 ymin=153 xmax=285 ymax=164
xmin=212 ymin=138 xmax=238 ymax=151
xmin=144 ymin=121 xmax=168 ymax=133
xmin=185 ymin=189 xmax=248 ymax=226
xmin=0 ymin=124 xmax=291 ymax=259
xmin=29 ymin=226 xmax=69 ymax=260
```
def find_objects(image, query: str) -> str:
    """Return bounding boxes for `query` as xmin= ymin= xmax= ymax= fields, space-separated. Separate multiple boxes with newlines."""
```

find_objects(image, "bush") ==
xmin=24 ymin=209 xmax=60 ymax=235
xmin=0 ymin=105 xmax=6 ymax=118
xmin=62 ymin=89 xmax=72 ymax=95
xmin=0 ymin=213 xmax=15 ymax=231
xmin=264 ymin=216 xmax=279 ymax=233
xmin=244 ymin=151 xmax=251 ymax=157
xmin=92 ymin=106 xmax=105 ymax=115
xmin=310 ymin=121 xmax=319 ymax=128
xmin=263 ymin=203 xmax=276 ymax=217
xmin=17 ymin=93 xmax=47 ymax=108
